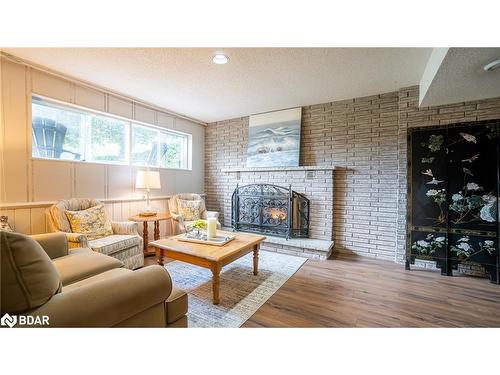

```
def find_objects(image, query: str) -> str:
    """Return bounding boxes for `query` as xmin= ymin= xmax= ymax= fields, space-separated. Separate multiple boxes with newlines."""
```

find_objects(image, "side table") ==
xmin=129 ymin=213 xmax=172 ymax=257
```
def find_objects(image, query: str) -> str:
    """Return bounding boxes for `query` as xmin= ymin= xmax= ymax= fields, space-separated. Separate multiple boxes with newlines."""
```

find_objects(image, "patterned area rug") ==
xmin=164 ymin=250 xmax=307 ymax=328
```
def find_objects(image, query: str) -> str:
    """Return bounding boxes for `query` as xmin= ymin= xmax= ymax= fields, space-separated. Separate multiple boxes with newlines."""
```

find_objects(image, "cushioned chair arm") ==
xmin=28 ymin=266 xmax=173 ymax=327
xmin=31 ymin=232 xmax=69 ymax=259
xmin=171 ymin=213 xmax=184 ymax=222
xmin=111 ymin=221 xmax=139 ymax=235
xmin=170 ymin=213 xmax=187 ymax=234
xmin=65 ymin=232 xmax=89 ymax=248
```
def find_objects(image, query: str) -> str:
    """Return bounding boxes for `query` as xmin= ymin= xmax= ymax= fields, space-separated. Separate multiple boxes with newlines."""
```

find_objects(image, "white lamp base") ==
xmin=139 ymin=189 xmax=157 ymax=216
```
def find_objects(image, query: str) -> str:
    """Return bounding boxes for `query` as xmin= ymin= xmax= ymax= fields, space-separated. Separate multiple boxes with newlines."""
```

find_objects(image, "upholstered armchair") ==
xmin=1 ymin=231 xmax=187 ymax=327
xmin=46 ymin=198 xmax=144 ymax=269
xmin=168 ymin=193 xmax=221 ymax=234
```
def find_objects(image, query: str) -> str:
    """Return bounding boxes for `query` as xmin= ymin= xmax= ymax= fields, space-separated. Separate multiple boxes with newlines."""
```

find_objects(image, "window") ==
xmin=87 ymin=116 xmax=128 ymax=163
xmin=130 ymin=124 xmax=189 ymax=169
xmin=131 ymin=124 xmax=159 ymax=167
xmin=161 ymin=132 xmax=188 ymax=169
xmin=31 ymin=97 xmax=191 ymax=170
xmin=32 ymin=100 xmax=85 ymax=160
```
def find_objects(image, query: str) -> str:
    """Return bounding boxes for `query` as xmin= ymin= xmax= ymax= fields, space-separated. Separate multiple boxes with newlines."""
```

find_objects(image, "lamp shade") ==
xmin=135 ymin=171 xmax=161 ymax=189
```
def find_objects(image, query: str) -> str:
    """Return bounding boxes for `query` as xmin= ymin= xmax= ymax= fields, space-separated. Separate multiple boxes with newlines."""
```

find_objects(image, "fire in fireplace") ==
xmin=231 ymin=183 xmax=310 ymax=239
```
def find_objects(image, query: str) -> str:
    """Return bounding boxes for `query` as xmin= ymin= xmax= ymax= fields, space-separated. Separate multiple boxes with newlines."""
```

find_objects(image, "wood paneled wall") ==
xmin=0 ymin=197 xmax=174 ymax=238
xmin=1 ymin=55 xmax=206 ymax=236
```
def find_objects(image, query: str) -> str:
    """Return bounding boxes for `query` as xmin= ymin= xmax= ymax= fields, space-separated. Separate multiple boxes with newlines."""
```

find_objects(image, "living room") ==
xmin=1 ymin=2 xmax=499 ymax=374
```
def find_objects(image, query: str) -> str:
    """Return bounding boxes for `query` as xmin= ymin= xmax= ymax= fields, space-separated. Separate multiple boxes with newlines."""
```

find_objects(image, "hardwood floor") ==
xmin=146 ymin=252 xmax=500 ymax=327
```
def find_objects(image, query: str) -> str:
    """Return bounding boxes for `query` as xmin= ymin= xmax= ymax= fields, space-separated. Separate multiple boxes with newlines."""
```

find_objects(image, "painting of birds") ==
xmin=461 ymin=154 xmax=479 ymax=163
xmin=462 ymin=167 xmax=474 ymax=176
xmin=460 ymin=133 xmax=477 ymax=143
xmin=426 ymin=178 xmax=444 ymax=185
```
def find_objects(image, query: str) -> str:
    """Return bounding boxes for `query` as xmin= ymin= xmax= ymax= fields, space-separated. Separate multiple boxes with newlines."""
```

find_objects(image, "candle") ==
xmin=207 ymin=217 xmax=217 ymax=239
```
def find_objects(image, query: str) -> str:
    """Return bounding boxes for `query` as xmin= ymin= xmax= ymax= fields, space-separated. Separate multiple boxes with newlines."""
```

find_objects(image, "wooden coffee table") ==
xmin=150 ymin=231 xmax=266 ymax=305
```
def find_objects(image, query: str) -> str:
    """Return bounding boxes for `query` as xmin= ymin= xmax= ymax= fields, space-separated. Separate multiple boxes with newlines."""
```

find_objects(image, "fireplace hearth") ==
xmin=231 ymin=183 xmax=310 ymax=239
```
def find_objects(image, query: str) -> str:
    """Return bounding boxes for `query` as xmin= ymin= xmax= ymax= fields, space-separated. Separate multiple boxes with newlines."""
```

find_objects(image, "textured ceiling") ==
xmin=3 ymin=48 xmax=432 ymax=122
xmin=420 ymin=48 xmax=500 ymax=107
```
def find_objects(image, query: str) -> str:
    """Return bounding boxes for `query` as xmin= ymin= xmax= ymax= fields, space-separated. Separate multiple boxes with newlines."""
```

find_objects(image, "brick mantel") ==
xmin=222 ymin=166 xmax=336 ymax=173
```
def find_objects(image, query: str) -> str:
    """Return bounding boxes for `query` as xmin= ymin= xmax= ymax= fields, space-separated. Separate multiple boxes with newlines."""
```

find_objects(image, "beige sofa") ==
xmin=46 ymin=198 xmax=144 ymax=269
xmin=1 ymin=231 xmax=187 ymax=328
xmin=168 ymin=193 xmax=221 ymax=234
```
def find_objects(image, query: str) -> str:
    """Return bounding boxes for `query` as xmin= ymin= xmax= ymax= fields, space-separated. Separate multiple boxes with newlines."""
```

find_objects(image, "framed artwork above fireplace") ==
xmin=246 ymin=107 xmax=302 ymax=168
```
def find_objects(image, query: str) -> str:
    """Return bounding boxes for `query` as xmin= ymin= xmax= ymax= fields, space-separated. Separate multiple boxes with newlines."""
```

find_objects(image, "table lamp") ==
xmin=136 ymin=170 xmax=161 ymax=216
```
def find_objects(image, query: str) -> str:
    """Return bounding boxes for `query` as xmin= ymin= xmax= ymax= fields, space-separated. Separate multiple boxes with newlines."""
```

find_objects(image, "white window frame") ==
xmin=30 ymin=95 xmax=192 ymax=171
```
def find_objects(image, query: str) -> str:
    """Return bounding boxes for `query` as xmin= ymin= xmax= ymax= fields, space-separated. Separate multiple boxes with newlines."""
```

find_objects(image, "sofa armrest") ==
xmin=28 ymin=265 xmax=173 ymax=327
xmin=31 ymin=232 xmax=69 ymax=259
xmin=65 ymin=232 xmax=89 ymax=248
xmin=111 ymin=221 xmax=139 ymax=236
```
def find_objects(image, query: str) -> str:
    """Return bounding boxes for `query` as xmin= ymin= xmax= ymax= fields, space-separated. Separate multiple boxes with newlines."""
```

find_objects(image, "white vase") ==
xmin=207 ymin=217 xmax=217 ymax=239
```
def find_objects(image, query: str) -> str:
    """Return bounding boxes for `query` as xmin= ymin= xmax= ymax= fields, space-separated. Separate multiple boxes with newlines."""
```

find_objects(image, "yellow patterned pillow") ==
xmin=65 ymin=204 xmax=113 ymax=240
xmin=177 ymin=199 xmax=203 ymax=221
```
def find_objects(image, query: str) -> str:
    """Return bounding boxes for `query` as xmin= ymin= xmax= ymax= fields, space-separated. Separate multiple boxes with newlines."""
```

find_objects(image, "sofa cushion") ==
xmin=65 ymin=204 xmax=113 ymax=240
xmin=63 ymin=268 xmax=131 ymax=291
xmin=177 ymin=199 xmax=203 ymax=221
xmin=1 ymin=231 xmax=62 ymax=314
xmin=49 ymin=198 xmax=102 ymax=233
xmin=169 ymin=194 xmax=207 ymax=216
xmin=52 ymin=248 xmax=123 ymax=285
xmin=165 ymin=285 xmax=188 ymax=324
xmin=89 ymin=235 xmax=140 ymax=256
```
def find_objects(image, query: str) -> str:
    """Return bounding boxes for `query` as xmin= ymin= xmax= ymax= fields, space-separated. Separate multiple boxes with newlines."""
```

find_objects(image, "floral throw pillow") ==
xmin=65 ymin=204 xmax=113 ymax=240
xmin=177 ymin=199 xmax=203 ymax=221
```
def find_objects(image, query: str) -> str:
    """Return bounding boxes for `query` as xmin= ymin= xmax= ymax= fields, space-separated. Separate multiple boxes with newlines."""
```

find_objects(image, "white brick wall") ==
xmin=205 ymin=86 xmax=500 ymax=263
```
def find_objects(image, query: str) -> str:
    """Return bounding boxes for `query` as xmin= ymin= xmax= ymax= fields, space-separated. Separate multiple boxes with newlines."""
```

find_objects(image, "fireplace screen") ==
xmin=231 ymin=184 xmax=309 ymax=238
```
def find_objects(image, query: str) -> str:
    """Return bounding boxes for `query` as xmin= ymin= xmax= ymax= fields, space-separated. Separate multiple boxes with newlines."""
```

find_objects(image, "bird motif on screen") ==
xmin=426 ymin=178 xmax=445 ymax=185
xmin=461 ymin=154 xmax=479 ymax=164
xmin=460 ymin=132 xmax=477 ymax=144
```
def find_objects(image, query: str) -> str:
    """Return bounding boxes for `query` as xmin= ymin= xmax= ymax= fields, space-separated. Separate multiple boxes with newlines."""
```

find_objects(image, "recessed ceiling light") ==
xmin=212 ymin=53 xmax=229 ymax=65
xmin=483 ymin=59 xmax=500 ymax=72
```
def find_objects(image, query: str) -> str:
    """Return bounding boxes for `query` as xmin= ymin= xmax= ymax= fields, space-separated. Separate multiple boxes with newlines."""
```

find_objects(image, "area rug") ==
xmin=164 ymin=250 xmax=307 ymax=328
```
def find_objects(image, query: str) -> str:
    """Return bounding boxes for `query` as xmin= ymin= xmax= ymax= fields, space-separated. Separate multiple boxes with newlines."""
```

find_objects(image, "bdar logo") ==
xmin=1 ymin=313 xmax=17 ymax=328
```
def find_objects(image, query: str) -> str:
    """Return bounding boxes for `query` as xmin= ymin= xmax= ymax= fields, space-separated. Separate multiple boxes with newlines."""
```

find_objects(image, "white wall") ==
xmin=0 ymin=56 xmax=205 ymax=234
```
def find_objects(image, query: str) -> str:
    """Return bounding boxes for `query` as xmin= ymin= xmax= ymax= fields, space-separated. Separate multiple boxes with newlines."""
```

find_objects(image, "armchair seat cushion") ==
xmin=63 ymin=268 xmax=130 ymax=291
xmin=53 ymin=248 xmax=123 ymax=286
xmin=89 ymin=235 xmax=140 ymax=256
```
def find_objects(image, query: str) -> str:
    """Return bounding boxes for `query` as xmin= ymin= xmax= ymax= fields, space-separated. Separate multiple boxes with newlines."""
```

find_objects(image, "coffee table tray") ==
xmin=177 ymin=234 xmax=236 ymax=246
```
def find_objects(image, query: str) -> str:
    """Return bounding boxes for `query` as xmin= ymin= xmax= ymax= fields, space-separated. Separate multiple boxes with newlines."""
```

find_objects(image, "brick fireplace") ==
xmin=221 ymin=166 xmax=335 ymax=259
xmin=231 ymin=183 xmax=310 ymax=239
